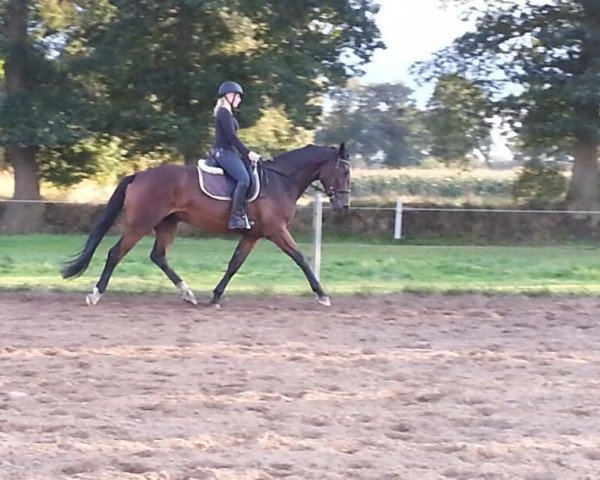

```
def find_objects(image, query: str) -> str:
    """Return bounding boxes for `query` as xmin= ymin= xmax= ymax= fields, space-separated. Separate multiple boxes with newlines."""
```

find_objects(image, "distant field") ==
xmin=351 ymin=167 xmax=521 ymax=205
xmin=1 ymin=167 xmax=523 ymax=206
xmin=0 ymin=170 xmax=118 ymax=204
xmin=1 ymin=234 xmax=599 ymax=296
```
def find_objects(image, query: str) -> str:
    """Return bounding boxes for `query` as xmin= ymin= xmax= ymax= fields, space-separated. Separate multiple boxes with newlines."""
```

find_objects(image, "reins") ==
xmin=259 ymin=160 xmax=295 ymax=189
xmin=258 ymin=154 xmax=350 ymax=201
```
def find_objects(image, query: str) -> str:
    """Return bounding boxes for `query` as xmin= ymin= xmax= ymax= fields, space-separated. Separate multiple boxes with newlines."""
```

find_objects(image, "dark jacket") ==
xmin=213 ymin=107 xmax=250 ymax=160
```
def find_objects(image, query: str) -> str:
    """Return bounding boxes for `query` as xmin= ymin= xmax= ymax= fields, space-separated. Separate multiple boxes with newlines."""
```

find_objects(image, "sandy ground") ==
xmin=1 ymin=292 xmax=600 ymax=480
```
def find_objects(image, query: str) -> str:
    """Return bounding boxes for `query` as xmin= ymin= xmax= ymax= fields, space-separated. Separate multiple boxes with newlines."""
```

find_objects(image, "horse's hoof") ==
xmin=181 ymin=291 xmax=198 ymax=306
xmin=317 ymin=295 xmax=331 ymax=307
xmin=85 ymin=288 xmax=102 ymax=306
xmin=210 ymin=294 xmax=223 ymax=308
xmin=178 ymin=282 xmax=198 ymax=305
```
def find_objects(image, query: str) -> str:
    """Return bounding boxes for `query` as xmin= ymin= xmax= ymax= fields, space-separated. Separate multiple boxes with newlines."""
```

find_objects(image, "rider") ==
xmin=212 ymin=81 xmax=261 ymax=230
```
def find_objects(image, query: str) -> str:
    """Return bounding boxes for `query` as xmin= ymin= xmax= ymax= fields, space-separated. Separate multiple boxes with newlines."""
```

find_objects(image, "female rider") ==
xmin=212 ymin=81 xmax=261 ymax=230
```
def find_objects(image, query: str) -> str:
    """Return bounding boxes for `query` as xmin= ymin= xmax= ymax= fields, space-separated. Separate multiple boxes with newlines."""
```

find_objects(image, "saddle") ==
xmin=196 ymin=157 xmax=260 ymax=202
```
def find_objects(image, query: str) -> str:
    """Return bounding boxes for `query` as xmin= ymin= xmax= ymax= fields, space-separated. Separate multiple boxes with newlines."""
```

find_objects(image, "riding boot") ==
xmin=228 ymin=183 xmax=251 ymax=230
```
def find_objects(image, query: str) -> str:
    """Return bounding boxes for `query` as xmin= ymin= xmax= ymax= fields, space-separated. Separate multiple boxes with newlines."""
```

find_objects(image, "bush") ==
xmin=512 ymin=161 xmax=567 ymax=205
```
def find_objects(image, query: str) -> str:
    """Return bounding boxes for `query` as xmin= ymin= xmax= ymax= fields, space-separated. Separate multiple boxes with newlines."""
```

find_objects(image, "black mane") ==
xmin=267 ymin=144 xmax=337 ymax=172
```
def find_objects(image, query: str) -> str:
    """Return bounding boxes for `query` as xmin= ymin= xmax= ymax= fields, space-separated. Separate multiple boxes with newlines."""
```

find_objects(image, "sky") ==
xmin=361 ymin=0 xmax=474 ymax=104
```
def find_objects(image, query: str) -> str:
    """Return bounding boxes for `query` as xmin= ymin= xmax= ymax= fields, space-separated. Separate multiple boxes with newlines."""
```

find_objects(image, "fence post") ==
xmin=312 ymin=192 xmax=323 ymax=280
xmin=394 ymin=197 xmax=403 ymax=240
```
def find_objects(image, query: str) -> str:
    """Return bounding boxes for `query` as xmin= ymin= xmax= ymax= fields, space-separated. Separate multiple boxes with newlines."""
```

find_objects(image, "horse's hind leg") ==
xmin=86 ymin=228 xmax=147 ymax=306
xmin=150 ymin=215 xmax=197 ymax=305
xmin=211 ymin=235 xmax=259 ymax=306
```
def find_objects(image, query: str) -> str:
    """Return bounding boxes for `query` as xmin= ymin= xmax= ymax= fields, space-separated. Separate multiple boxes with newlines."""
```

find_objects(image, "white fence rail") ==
xmin=4 ymin=195 xmax=600 ymax=279
xmin=4 ymin=196 xmax=600 ymax=217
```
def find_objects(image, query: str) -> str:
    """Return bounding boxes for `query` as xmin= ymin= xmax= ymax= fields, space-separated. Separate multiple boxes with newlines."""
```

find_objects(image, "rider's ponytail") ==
xmin=213 ymin=97 xmax=227 ymax=117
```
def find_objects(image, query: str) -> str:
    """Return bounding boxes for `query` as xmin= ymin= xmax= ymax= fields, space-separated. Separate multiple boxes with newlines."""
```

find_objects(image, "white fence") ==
xmin=3 ymin=196 xmax=600 ymax=277
xmin=305 ymin=195 xmax=600 ymax=276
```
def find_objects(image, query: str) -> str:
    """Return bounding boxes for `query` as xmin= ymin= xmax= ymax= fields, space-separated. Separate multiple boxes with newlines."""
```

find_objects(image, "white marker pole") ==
xmin=312 ymin=192 xmax=323 ymax=280
xmin=394 ymin=197 xmax=403 ymax=240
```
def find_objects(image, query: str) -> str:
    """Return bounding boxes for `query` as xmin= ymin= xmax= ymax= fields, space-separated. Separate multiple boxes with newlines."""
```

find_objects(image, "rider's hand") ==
xmin=248 ymin=151 xmax=261 ymax=164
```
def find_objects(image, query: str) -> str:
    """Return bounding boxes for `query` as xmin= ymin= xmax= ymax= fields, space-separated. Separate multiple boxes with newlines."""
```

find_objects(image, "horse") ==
xmin=62 ymin=143 xmax=351 ymax=307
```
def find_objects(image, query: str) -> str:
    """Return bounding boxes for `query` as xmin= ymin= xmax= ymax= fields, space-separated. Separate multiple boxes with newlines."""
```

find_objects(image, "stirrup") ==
xmin=228 ymin=213 xmax=251 ymax=230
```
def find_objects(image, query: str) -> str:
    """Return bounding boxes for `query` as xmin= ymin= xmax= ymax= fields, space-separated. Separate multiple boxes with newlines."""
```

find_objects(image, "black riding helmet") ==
xmin=218 ymin=81 xmax=244 ymax=98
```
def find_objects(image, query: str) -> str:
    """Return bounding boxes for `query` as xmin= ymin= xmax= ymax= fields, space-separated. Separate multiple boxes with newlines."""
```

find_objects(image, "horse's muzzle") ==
xmin=332 ymin=197 xmax=350 ymax=211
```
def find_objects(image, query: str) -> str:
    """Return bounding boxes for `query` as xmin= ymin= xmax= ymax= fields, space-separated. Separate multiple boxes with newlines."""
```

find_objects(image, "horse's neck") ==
xmin=267 ymin=156 xmax=326 ymax=201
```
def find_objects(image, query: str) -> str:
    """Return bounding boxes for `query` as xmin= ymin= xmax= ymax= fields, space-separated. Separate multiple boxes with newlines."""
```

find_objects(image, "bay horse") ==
xmin=62 ymin=143 xmax=351 ymax=307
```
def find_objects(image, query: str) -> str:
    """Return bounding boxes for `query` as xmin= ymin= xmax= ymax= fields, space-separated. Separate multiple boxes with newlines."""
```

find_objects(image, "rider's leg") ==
xmin=229 ymin=182 xmax=250 ymax=229
xmin=214 ymin=149 xmax=251 ymax=229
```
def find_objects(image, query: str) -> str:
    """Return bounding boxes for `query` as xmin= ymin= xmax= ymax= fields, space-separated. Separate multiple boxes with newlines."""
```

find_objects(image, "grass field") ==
xmin=1 ymin=234 xmax=600 ymax=296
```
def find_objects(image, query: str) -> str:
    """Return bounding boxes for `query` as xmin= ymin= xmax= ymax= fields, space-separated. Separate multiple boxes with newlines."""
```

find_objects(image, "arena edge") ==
xmin=2 ymin=202 xmax=600 ymax=243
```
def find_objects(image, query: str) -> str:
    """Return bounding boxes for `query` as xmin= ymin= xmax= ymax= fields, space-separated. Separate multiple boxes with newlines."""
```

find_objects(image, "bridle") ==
xmin=312 ymin=156 xmax=351 ymax=203
xmin=260 ymin=151 xmax=351 ymax=202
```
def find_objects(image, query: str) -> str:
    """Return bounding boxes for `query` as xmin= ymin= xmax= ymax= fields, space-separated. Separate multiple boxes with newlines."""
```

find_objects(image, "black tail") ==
xmin=62 ymin=174 xmax=137 ymax=279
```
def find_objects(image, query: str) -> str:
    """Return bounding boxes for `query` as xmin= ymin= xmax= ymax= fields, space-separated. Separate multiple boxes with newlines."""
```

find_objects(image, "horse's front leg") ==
xmin=211 ymin=235 xmax=259 ymax=306
xmin=269 ymin=227 xmax=330 ymax=306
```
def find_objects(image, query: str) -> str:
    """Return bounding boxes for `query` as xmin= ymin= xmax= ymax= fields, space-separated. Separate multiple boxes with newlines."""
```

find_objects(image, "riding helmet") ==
xmin=218 ymin=81 xmax=244 ymax=98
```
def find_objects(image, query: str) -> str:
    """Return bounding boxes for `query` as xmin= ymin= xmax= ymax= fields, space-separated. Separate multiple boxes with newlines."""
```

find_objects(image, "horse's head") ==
xmin=320 ymin=142 xmax=351 ymax=210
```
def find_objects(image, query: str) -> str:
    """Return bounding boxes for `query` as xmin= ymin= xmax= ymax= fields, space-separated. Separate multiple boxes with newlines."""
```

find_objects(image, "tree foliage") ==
xmin=78 ymin=0 xmax=383 ymax=163
xmin=512 ymin=159 xmax=567 ymax=206
xmin=419 ymin=0 xmax=600 ymax=209
xmin=1 ymin=0 xmax=382 ymax=231
xmin=425 ymin=73 xmax=492 ymax=165
xmin=0 ymin=0 xmax=114 ymax=148
xmin=0 ymin=0 xmax=117 ymax=186
xmin=238 ymin=103 xmax=314 ymax=158
xmin=0 ymin=0 xmax=383 ymax=231
xmin=316 ymin=81 xmax=426 ymax=167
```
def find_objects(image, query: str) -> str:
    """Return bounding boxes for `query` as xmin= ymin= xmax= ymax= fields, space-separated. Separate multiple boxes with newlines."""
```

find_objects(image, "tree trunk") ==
xmin=567 ymin=137 xmax=600 ymax=211
xmin=566 ymin=5 xmax=600 ymax=211
xmin=0 ymin=147 xmax=44 ymax=233
xmin=8 ymin=146 xmax=40 ymax=200
xmin=177 ymin=1 xmax=197 ymax=167
xmin=0 ymin=0 xmax=44 ymax=233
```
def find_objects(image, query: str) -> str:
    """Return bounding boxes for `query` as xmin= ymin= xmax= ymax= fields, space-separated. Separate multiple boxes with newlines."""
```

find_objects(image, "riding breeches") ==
xmin=212 ymin=148 xmax=251 ymax=187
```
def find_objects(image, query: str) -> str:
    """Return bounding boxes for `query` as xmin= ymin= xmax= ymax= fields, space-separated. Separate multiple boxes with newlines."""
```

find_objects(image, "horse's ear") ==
xmin=338 ymin=142 xmax=348 ymax=159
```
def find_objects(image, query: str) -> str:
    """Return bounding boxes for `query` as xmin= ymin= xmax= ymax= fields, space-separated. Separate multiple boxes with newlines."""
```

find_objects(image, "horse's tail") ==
xmin=62 ymin=174 xmax=137 ymax=279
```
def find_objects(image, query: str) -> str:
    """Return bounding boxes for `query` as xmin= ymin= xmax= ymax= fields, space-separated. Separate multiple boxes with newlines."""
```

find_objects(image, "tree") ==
xmin=316 ymin=80 xmax=426 ymax=167
xmin=238 ymin=103 xmax=314 ymax=158
xmin=0 ymin=0 xmax=113 ymax=232
xmin=81 ymin=0 xmax=384 ymax=165
xmin=425 ymin=73 xmax=492 ymax=165
xmin=420 ymin=0 xmax=600 ymax=210
xmin=1 ymin=0 xmax=382 ymax=232
xmin=2 ymin=0 xmax=43 ymax=232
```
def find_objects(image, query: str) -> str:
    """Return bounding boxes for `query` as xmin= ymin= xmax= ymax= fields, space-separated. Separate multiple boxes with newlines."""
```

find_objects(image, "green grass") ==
xmin=1 ymin=234 xmax=600 ymax=296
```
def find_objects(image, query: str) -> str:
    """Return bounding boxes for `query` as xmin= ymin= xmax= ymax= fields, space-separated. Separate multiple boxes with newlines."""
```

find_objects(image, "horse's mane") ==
xmin=268 ymin=144 xmax=336 ymax=170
